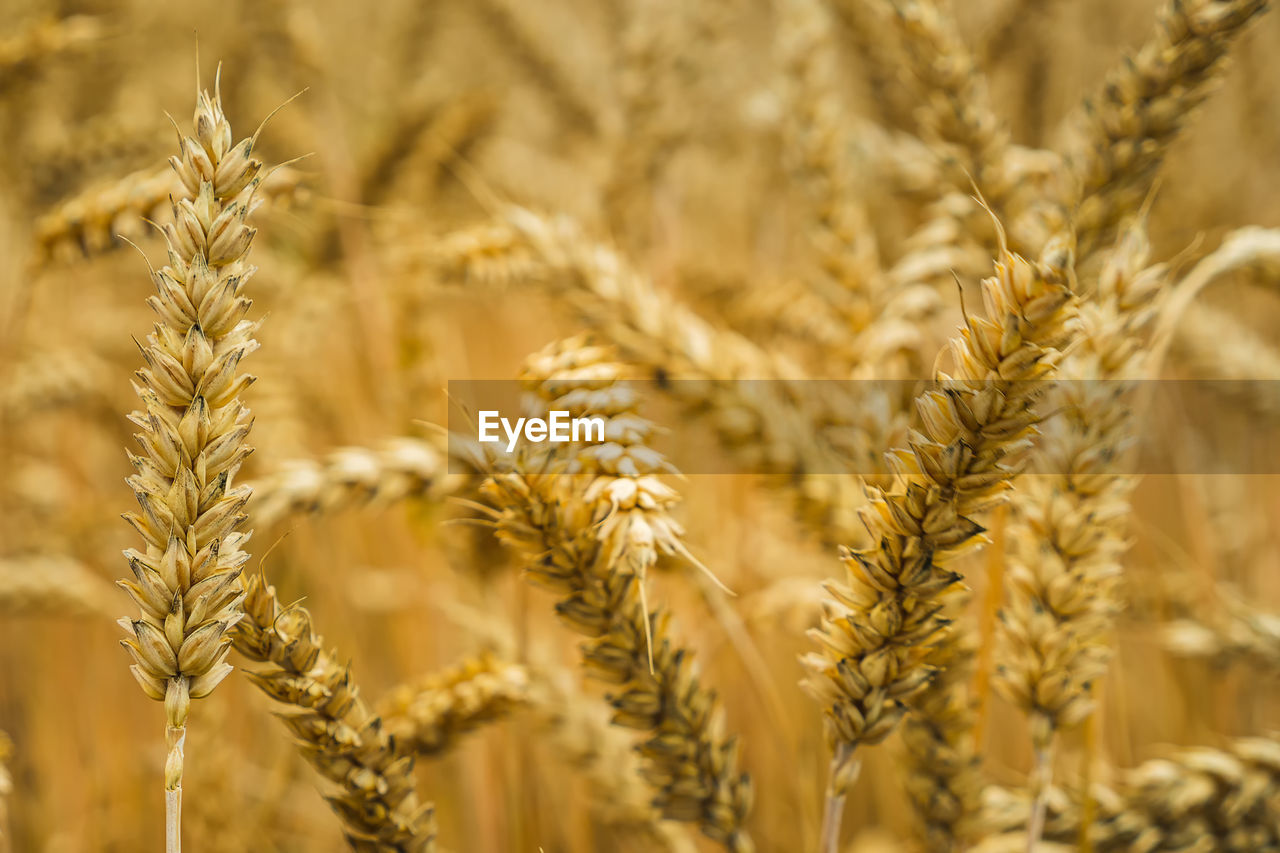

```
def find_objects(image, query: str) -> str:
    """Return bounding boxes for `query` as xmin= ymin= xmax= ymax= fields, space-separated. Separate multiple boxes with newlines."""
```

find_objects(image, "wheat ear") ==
xmin=34 ymin=163 xmax=306 ymax=268
xmin=885 ymin=0 xmax=1012 ymax=209
xmin=803 ymin=231 xmax=1079 ymax=852
xmin=993 ymin=221 xmax=1165 ymax=851
xmin=778 ymin=0 xmax=886 ymax=342
xmin=233 ymin=572 xmax=436 ymax=851
xmin=1164 ymin=585 xmax=1280 ymax=674
xmin=116 ymin=68 xmax=267 ymax=853
xmin=477 ymin=338 xmax=753 ymax=851
xmin=1058 ymin=0 xmax=1268 ymax=260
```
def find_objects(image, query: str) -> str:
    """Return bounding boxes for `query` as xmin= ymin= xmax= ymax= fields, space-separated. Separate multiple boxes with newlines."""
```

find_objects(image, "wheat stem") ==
xmin=819 ymin=744 xmax=858 ymax=853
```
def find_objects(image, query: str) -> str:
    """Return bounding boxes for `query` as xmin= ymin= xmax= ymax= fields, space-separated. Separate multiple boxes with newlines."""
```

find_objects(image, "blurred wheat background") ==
xmin=1 ymin=0 xmax=1278 ymax=851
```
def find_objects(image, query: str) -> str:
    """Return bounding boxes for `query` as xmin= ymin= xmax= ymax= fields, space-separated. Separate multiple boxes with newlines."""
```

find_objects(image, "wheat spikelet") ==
xmin=1058 ymin=0 xmax=1269 ymax=259
xmin=803 ymin=232 xmax=1079 ymax=851
xmin=248 ymin=436 xmax=465 ymax=530
xmin=115 ymin=69 xmax=269 ymax=851
xmin=0 ymin=554 xmax=117 ymax=617
xmin=234 ymin=571 xmax=436 ymax=851
xmin=476 ymin=338 xmax=754 ymax=851
xmin=378 ymin=653 xmax=530 ymax=758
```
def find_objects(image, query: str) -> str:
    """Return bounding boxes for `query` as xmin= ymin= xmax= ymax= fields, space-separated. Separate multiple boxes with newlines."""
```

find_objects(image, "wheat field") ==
xmin=1 ymin=0 xmax=1279 ymax=851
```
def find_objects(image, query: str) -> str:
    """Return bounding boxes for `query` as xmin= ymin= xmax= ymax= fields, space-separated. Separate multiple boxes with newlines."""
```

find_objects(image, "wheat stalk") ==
xmin=0 ymin=730 xmax=11 ymax=853
xmin=233 ymin=571 xmax=436 ymax=851
xmin=115 ymin=68 xmax=268 ymax=853
xmin=884 ymin=0 xmax=1013 ymax=210
xmin=900 ymin=596 xmax=984 ymax=852
xmin=1164 ymin=585 xmax=1280 ymax=674
xmin=803 ymin=230 xmax=1079 ymax=852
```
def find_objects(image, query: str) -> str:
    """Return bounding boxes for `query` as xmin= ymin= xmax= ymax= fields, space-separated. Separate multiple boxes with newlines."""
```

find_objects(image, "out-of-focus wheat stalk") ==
xmin=777 ymin=0 xmax=898 ymax=367
xmin=1164 ymin=585 xmax=1280 ymax=674
xmin=476 ymin=338 xmax=753 ymax=851
xmin=532 ymin=667 xmax=699 ymax=852
xmin=116 ymin=70 xmax=267 ymax=852
xmin=885 ymin=0 xmax=1012 ymax=210
xmin=803 ymin=231 xmax=1079 ymax=853
xmin=429 ymin=205 xmax=898 ymax=545
xmin=0 ymin=555 xmax=116 ymax=617
xmin=378 ymin=653 xmax=530 ymax=758
xmin=0 ymin=15 xmax=101 ymax=80
xmin=248 ymin=436 xmax=466 ymax=530
xmin=978 ymin=737 xmax=1280 ymax=851
xmin=234 ymin=571 xmax=437 ymax=850
xmin=34 ymin=164 xmax=307 ymax=268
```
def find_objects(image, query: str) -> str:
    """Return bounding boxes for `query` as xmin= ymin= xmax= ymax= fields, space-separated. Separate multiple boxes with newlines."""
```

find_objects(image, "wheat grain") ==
xmin=115 ymin=69 xmax=269 ymax=852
